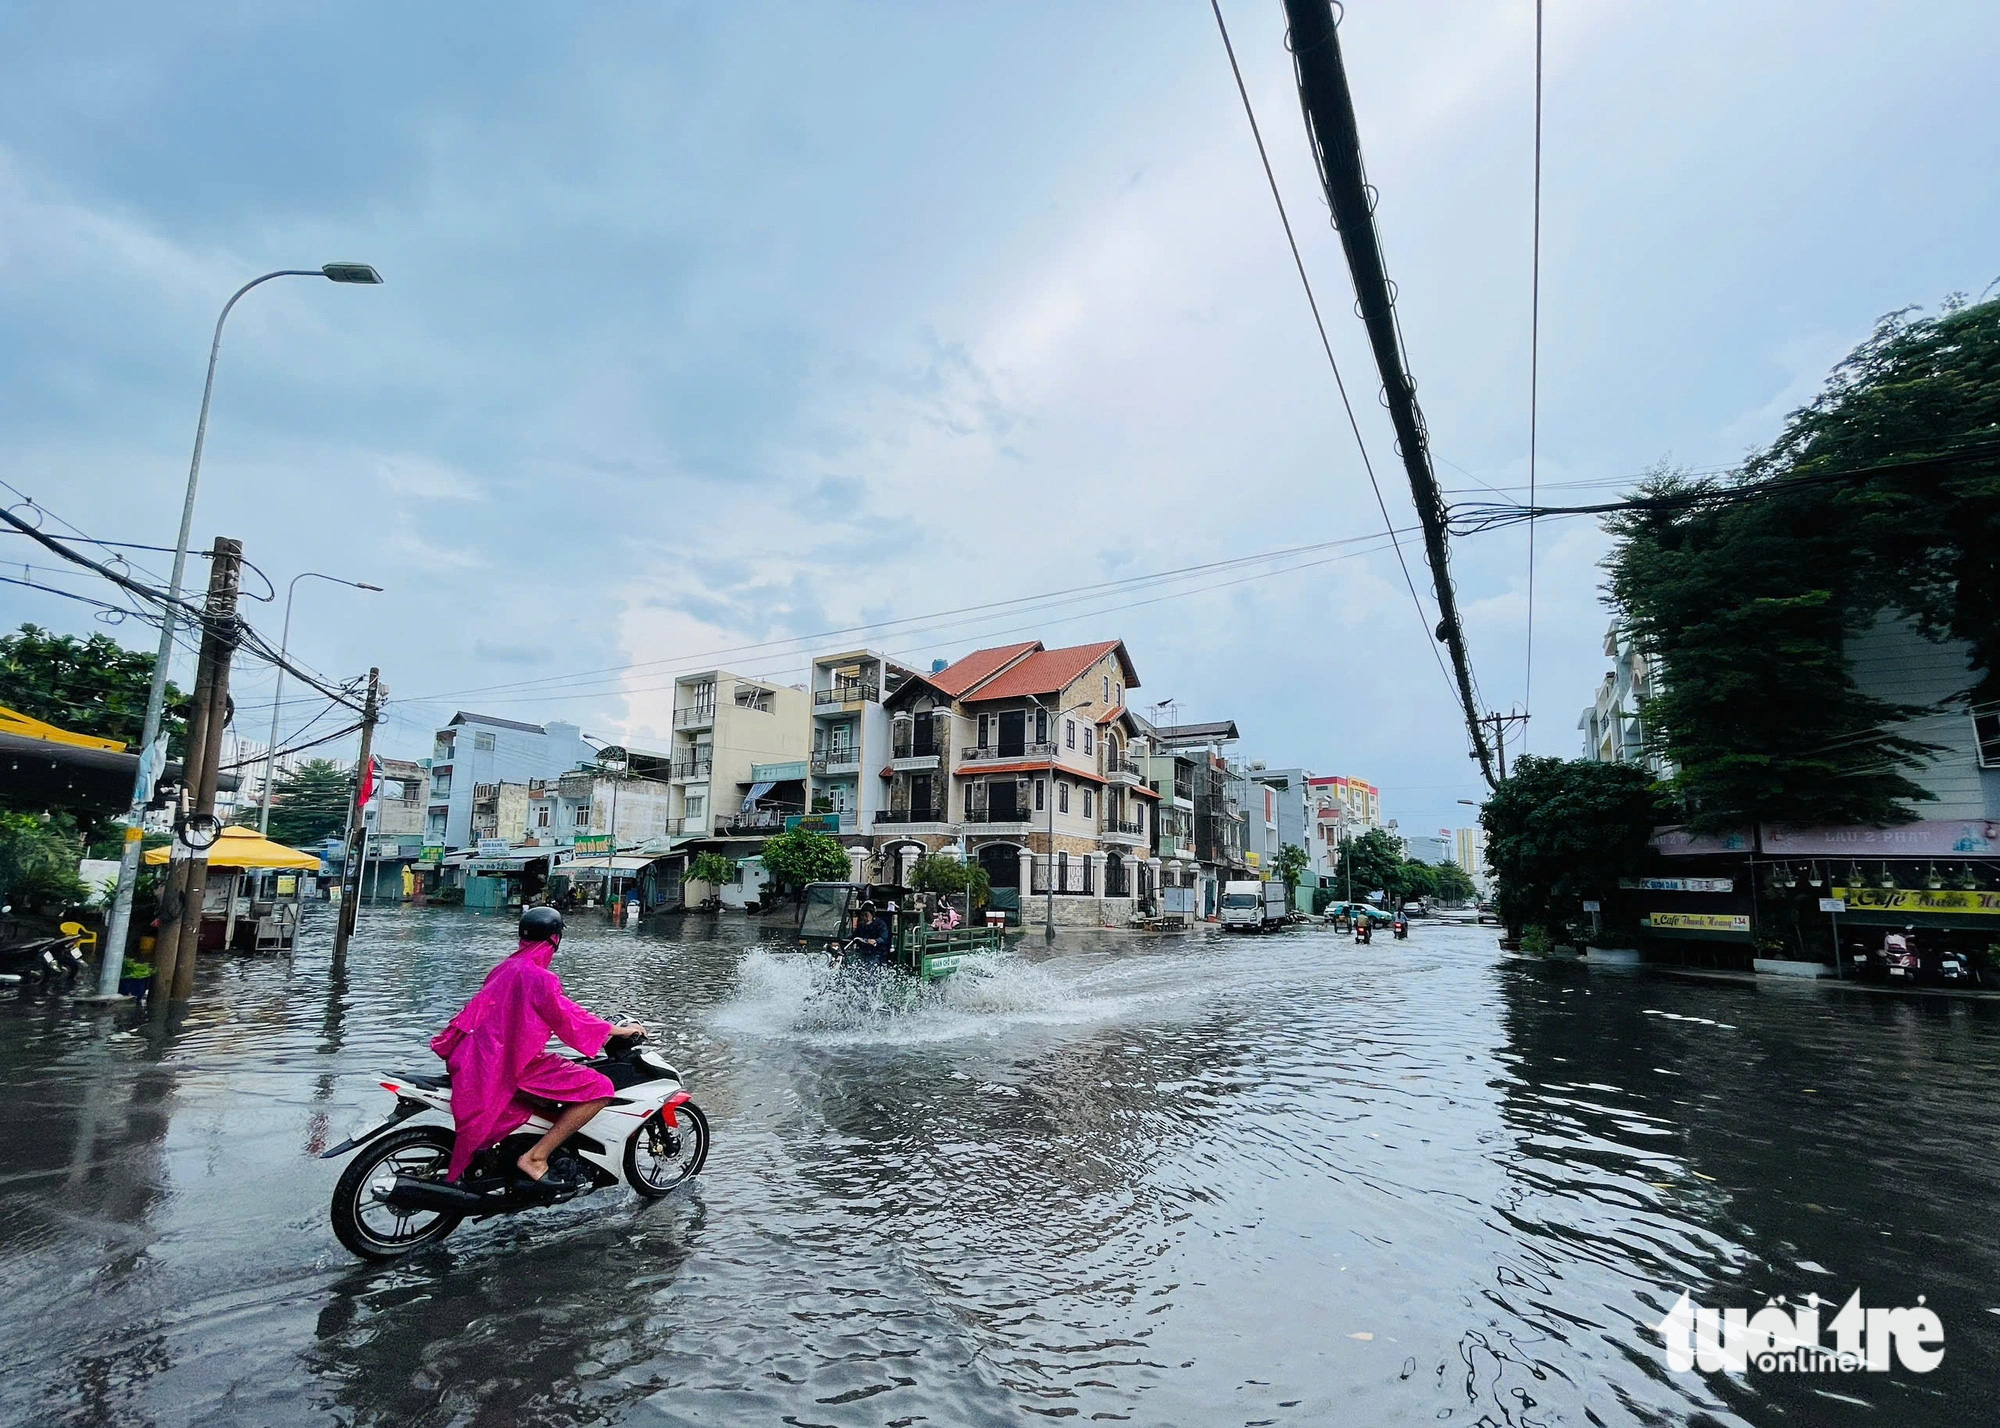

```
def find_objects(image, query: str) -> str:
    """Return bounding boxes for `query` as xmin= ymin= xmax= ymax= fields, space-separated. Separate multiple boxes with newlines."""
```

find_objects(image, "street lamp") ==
xmin=259 ymin=572 xmax=383 ymax=833
xmin=93 ymin=263 xmax=383 ymax=1003
xmin=1043 ymin=695 xmax=1095 ymax=944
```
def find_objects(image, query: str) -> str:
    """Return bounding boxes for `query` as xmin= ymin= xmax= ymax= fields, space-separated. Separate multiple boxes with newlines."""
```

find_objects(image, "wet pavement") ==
xmin=3 ymin=906 xmax=1998 ymax=1426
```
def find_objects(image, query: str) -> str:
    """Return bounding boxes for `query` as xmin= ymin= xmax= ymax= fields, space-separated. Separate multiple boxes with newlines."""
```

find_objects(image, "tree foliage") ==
xmin=1431 ymin=860 xmax=1477 ymax=905
xmin=251 ymin=758 xmax=354 ymax=847
xmin=0 ymin=624 xmax=186 ymax=756
xmin=908 ymin=853 xmax=991 ymax=908
xmin=758 ymin=827 xmax=851 ymax=897
xmin=1605 ymin=295 xmax=2000 ymax=831
xmin=1334 ymin=828 xmax=1404 ymax=903
xmin=1480 ymin=756 xmax=1661 ymax=940
xmin=0 ymin=811 xmax=89 ymax=912
xmin=1273 ymin=843 xmax=1310 ymax=897
xmin=685 ymin=851 xmax=736 ymax=888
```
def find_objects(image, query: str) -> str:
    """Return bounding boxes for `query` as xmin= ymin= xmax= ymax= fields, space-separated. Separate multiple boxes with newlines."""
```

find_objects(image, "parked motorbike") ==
xmin=0 ymin=931 xmax=86 ymax=988
xmin=323 ymin=1026 xmax=708 ymax=1261
xmin=1882 ymin=930 xmax=1920 ymax=984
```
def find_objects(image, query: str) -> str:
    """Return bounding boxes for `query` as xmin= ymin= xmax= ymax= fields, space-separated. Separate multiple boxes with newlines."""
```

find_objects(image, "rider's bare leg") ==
xmin=517 ymin=1097 xmax=610 ymax=1180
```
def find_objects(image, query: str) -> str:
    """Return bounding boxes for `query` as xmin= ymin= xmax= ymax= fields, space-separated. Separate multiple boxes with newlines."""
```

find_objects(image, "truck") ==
xmin=1220 ymin=879 xmax=1289 ymax=932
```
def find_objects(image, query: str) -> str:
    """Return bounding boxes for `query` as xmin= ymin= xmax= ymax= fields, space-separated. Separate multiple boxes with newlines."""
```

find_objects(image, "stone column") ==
xmin=1018 ymin=847 xmax=1034 ymax=901
xmin=847 ymin=846 xmax=869 ymax=885
xmin=899 ymin=844 xmax=917 ymax=886
xmin=1088 ymin=852 xmax=1106 ymax=909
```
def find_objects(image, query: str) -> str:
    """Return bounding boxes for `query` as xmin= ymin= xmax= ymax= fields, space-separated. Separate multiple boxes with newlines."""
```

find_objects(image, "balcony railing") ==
xmin=814 ymin=683 xmax=877 ymax=707
xmin=1105 ymin=817 xmax=1146 ymax=836
xmin=964 ymin=806 xmax=1033 ymax=825
xmin=671 ymin=758 xmax=713 ymax=780
xmin=876 ymin=806 xmax=946 ymax=825
xmin=1103 ymin=757 xmax=1142 ymax=781
xmin=961 ymin=742 xmax=1054 ymax=763
xmin=810 ymin=749 xmax=860 ymax=774
xmin=890 ymin=731 xmax=941 ymax=760
xmin=720 ymin=806 xmax=795 ymax=833
xmin=674 ymin=705 xmax=716 ymax=728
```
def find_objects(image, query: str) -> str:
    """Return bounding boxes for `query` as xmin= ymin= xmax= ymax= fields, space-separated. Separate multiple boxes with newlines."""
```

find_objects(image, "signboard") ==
xmin=1582 ymin=900 xmax=1601 ymax=913
xmin=785 ymin=813 xmax=842 ymax=833
xmin=1620 ymin=877 xmax=1735 ymax=893
xmin=1818 ymin=898 xmax=1846 ymax=913
xmin=477 ymin=838 xmax=510 ymax=858
xmin=1765 ymin=819 xmax=1999 ymax=857
xmin=416 ymin=845 xmax=443 ymax=867
xmin=573 ymin=833 xmax=614 ymax=856
xmin=1646 ymin=912 xmax=1751 ymax=933
xmin=1245 ymin=851 xmax=1261 ymax=868
xmin=1163 ymin=886 xmax=1197 ymax=915
xmin=1831 ymin=886 xmax=2000 ymax=917
xmin=276 ymin=875 xmax=297 ymax=896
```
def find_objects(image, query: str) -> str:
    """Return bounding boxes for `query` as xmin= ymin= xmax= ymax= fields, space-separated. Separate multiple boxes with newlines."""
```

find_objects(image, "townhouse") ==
xmin=665 ymin=670 xmax=810 ymax=840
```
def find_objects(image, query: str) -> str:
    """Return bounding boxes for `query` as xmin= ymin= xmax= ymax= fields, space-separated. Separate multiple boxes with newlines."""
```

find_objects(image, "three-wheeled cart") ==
xmin=794 ymin=881 xmax=1007 ymax=981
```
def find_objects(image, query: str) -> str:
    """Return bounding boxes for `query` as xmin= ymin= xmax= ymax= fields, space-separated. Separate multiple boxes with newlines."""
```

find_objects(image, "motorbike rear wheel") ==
xmin=331 ymin=1124 xmax=463 ymax=1261
xmin=624 ymin=1101 xmax=709 ymax=1198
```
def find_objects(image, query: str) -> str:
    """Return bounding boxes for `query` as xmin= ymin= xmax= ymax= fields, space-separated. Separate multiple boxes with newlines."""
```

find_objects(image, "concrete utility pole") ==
xmin=153 ymin=537 xmax=244 ymax=1005
xmin=97 ymin=264 xmax=382 ymax=1001
xmin=332 ymin=668 xmax=381 ymax=967
xmin=1479 ymin=711 xmax=1532 ymax=781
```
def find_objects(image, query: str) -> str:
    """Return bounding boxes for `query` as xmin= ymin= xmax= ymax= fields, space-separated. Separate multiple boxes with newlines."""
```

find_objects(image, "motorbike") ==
xmin=1353 ymin=919 xmax=1373 ymax=945
xmin=1882 ymin=931 xmax=1920 ymax=985
xmin=323 ymin=1026 xmax=708 ymax=1261
xmin=0 ymin=931 xmax=86 ymax=988
xmin=1391 ymin=916 xmax=1409 ymax=940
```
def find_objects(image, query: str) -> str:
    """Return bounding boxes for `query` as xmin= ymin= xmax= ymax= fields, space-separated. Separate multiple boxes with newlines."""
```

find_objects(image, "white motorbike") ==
xmin=323 ymin=1027 xmax=708 ymax=1261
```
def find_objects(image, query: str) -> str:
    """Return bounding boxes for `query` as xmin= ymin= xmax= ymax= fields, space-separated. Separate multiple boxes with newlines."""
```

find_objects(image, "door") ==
xmin=989 ymin=780 xmax=1020 ymax=821
xmin=910 ymin=774 xmax=932 ymax=819
xmin=997 ymin=710 xmax=1026 ymax=757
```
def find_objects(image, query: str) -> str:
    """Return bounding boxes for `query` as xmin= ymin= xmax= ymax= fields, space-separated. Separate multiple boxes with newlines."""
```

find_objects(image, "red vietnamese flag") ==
xmin=356 ymin=756 xmax=380 ymax=814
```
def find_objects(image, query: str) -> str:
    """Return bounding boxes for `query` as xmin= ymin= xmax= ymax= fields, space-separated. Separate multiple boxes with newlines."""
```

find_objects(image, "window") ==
xmin=574 ymin=806 xmax=590 ymax=828
xmin=1065 ymin=720 xmax=1076 ymax=750
xmin=1057 ymin=851 xmax=1069 ymax=889
xmin=1035 ymin=708 xmax=1047 ymax=744
xmin=1058 ymin=781 xmax=1070 ymax=814
xmin=1082 ymin=789 xmax=1093 ymax=819
xmin=1978 ymin=710 xmax=2000 ymax=769
xmin=978 ymin=713 xmax=990 ymax=748
xmin=474 ymin=731 xmax=496 ymax=752
xmin=1135 ymin=804 xmax=1144 ymax=832
xmin=1083 ymin=727 xmax=1094 ymax=755
xmin=536 ymin=806 xmax=550 ymax=828
xmin=1115 ymin=681 xmax=1123 ymax=707
xmin=686 ymin=793 xmax=706 ymax=817
xmin=1102 ymin=674 xmax=1110 ymax=704
xmin=1034 ymin=778 xmax=1045 ymax=811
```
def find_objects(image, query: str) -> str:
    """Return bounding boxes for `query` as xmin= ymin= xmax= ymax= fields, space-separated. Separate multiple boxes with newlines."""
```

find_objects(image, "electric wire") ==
xmin=1208 ymin=0 xmax=1461 ymax=712
xmin=1523 ymin=0 xmax=1544 ymax=730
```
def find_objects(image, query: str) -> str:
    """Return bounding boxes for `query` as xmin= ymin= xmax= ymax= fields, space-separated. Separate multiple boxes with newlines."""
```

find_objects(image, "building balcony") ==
xmin=670 ymin=758 xmax=713 ymax=782
xmin=810 ymin=749 xmax=861 ymax=775
xmin=814 ymin=683 xmax=877 ymax=710
xmin=889 ymin=752 xmax=940 ymax=773
xmin=963 ymin=808 xmax=1037 ymax=831
xmin=1103 ymin=759 xmax=1143 ymax=786
xmin=875 ymin=807 xmax=951 ymax=832
xmin=669 ymin=815 xmax=706 ymax=836
xmin=673 ymin=706 xmax=715 ymax=730
xmin=961 ymin=742 xmax=1054 ymax=764
xmin=1100 ymin=819 xmax=1149 ymax=848
xmin=749 ymin=760 xmax=808 ymax=783
xmin=718 ymin=806 xmax=796 ymax=834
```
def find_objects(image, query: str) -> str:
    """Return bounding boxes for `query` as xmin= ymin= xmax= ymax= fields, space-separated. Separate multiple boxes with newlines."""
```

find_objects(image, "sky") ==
xmin=2 ymin=0 xmax=1996 ymax=839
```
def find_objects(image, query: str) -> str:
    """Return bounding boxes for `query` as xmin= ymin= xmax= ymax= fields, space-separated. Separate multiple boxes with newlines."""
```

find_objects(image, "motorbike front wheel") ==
xmin=624 ymin=1101 xmax=709 ymax=1198
xmin=330 ymin=1124 xmax=463 ymax=1261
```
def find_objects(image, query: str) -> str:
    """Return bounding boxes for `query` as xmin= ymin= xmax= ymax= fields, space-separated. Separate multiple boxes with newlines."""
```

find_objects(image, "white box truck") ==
xmin=1220 ymin=880 xmax=1289 ymax=931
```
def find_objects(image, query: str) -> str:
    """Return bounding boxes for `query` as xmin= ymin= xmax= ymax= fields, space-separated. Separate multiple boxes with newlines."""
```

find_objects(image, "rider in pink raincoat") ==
xmin=431 ymin=906 xmax=642 ymax=1184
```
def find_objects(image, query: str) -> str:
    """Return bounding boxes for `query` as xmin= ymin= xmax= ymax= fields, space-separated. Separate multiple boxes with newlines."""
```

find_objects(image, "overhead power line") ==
xmin=1524 ymin=0 xmax=1545 ymax=732
xmin=1277 ymin=0 xmax=1498 ymax=785
xmin=1206 ymin=0 xmax=1461 ymax=717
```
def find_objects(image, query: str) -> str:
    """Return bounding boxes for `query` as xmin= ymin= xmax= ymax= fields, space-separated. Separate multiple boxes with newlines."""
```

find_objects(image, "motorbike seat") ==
xmin=396 ymin=1070 xmax=450 ymax=1091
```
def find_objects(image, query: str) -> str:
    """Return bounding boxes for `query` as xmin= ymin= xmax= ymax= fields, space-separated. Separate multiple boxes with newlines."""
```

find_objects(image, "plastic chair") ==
xmin=60 ymin=920 xmax=99 ymax=955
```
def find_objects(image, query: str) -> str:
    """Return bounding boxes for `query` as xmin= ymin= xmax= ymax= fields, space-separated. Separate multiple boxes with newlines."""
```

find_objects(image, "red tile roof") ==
xmin=929 ymin=641 xmax=1041 ymax=698
xmin=960 ymin=640 xmax=1138 ymax=703
xmin=957 ymin=759 xmax=1109 ymax=785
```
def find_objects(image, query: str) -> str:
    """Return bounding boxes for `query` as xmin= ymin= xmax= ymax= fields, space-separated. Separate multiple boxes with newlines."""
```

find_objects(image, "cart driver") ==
xmin=849 ymin=901 xmax=893 ymax=965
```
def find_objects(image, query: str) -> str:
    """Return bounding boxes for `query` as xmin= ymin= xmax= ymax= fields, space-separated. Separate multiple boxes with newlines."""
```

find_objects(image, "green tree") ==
xmin=0 ymin=811 xmax=89 ymax=912
xmin=685 ymin=851 xmax=736 ymax=889
xmin=1605 ymin=294 xmax=2000 ymax=831
xmin=254 ymin=758 xmax=355 ymax=847
xmin=1480 ymin=755 xmax=1661 ymax=942
xmin=1274 ymin=843 xmax=1310 ymax=901
xmin=1432 ymin=860 xmax=1477 ymax=905
xmin=1334 ymin=828 xmax=1404 ymax=904
xmin=1393 ymin=858 xmax=1438 ymax=904
xmin=0 ymin=624 xmax=186 ymax=754
xmin=908 ymin=853 xmax=992 ymax=910
xmin=758 ymin=827 xmax=851 ymax=900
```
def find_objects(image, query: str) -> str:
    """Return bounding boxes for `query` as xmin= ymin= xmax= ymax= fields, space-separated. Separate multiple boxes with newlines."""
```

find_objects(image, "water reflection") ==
xmin=1 ymin=910 xmax=1997 ymax=1425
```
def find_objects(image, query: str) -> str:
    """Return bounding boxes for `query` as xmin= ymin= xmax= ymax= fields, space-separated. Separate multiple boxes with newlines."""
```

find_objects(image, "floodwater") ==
xmin=2 ymin=909 xmax=1998 ymax=1427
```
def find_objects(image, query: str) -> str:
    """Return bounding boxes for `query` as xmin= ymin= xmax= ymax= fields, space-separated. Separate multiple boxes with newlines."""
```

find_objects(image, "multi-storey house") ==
xmin=425 ymin=712 xmax=590 ymax=849
xmin=806 ymin=650 xmax=918 ymax=841
xmin=666 ymin=671 xmax=809 ymax=839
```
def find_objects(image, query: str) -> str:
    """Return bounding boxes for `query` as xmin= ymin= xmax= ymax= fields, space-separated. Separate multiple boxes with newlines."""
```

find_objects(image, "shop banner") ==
xmin=1831 ymin=886 xmax=2000 ymax=917
xmin=1646 ymin=912 xmax=1752 ymax=932
xmin=1621 ymin=877 xmax=1736 ymax=893
xmin=1765 ymin=820 xmax=1999 ymax=857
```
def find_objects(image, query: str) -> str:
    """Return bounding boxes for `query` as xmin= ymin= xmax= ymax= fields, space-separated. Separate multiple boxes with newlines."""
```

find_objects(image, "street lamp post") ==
xmin=260 ymin=572 xmax=382 ymax=833
xmin=91 ymin=264 xmax=383 ymax=1003
xmin=1043 ymin=695 xmax=1095 ymax=945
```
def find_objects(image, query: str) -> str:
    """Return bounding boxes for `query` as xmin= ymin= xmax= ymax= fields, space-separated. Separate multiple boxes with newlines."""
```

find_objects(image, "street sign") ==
xmin=574 ymin=833 xmax=613 ymax=856
xmin=1819 ymin=898 xmax=1846 ymax=913
xmin=477 ymin=837 xmax=509 ymax=858
xmin=1582 ymin=900 xmax=1601 ymax=913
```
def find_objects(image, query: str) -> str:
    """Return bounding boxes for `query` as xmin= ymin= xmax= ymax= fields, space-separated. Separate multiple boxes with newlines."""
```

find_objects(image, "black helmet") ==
xmin=520 ymin=905 xmax=565 ymax=944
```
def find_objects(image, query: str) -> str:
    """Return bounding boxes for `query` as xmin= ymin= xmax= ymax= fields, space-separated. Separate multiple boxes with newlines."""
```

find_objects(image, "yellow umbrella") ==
xmin=145 ymin=825 xmax=322 ymax=870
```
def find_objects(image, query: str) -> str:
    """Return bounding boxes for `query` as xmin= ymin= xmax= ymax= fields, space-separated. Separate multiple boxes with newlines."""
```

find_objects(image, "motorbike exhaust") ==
xmin=380 ymin=1176 xmax=492 ymax=1215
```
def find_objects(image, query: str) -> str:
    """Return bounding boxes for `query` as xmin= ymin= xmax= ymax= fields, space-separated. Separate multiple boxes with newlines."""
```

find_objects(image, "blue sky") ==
xmin=3 ymin=1 xmax=1996 ymax=836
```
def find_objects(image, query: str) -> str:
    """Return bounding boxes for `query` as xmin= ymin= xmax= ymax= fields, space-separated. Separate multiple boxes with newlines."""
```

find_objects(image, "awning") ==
xmin=741 ymin=779 xmax=775 ymax=805
xmin=562 ymin=855 xmax=661 ymax=873
xmin=145 ymin=825 xmax=319 ymax=871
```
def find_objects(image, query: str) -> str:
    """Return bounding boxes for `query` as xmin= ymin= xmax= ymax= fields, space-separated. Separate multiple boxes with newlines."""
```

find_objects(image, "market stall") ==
xmin=145 ymin=826 xmax=318 ymax=954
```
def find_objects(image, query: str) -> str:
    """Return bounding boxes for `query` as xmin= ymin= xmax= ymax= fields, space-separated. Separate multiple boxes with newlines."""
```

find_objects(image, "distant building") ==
xmin=1404 ymin=832 xmax=1451 ymax=865
xmin=1579 ymin=623 xmax=1673 ymax=778
xmin=525 ymin=749 xmax=677 ymax=850
xmin=1308 ymin=774 xmax=1380 ymax=830
xmin=1452 ymin=826 xmax=1489 ymax=894
xmin=806 ymin=649 xmax=918 ymax=838
xmin=1150 ymin=719 xmax=1248 ymax=917
xmin=426 ymin=713 xmax=590 ymax=849
xmin=667 ymin=671 xmax=809 ymax=840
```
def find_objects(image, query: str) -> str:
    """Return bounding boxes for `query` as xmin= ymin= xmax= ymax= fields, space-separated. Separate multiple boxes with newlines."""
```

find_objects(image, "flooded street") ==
xmin=3 ymin=909 xmax=1998 ymax=1426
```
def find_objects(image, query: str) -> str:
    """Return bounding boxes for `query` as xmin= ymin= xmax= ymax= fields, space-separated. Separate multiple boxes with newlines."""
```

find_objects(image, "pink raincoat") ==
xmin=431 ymin=938 xmax=616 ymax=1181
